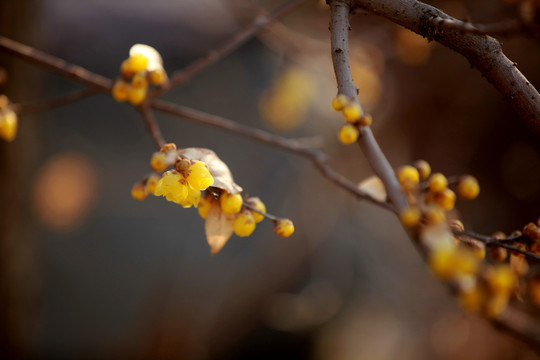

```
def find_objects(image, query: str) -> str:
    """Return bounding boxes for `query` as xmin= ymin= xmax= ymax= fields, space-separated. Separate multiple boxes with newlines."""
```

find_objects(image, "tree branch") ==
xmin=0 ymin=35 xmax=389 ymax=210
xmin=138 ymin=104 xmax=166 ymax=150
xmin=148 ymin=0 xmax=308 ymax=99
xmin=351 ymin=0 xmax=540 ymax=132
xmin=453 ymin=229 xmax=540 ymax=262
xmin=330 ymin=0 xmax=409 ymax=213
xmin=0 ymin=36 xmax=112 ymax=91
xmin=151 ymin=99 xmax=391 ymax=210
xmin=331 ymin=0 xmax=540 ymax=352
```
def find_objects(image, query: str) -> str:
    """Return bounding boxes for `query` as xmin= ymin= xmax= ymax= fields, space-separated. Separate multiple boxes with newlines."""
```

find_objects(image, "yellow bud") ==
xmin=160 ymin=143 xmax=177 ymax=153
xmin=131 ymin=182 xmax=148 ymax=201
xmin=429 ymin=245 xmax=457 ymax=280
xmin=435 ymin=188 xmax=456 ymax=211
xmin=132 ymin=73 xmax=148 ymax=89
xmin=331 ymin=94 xmax=348 ymax=111
xmin=233 ymin=210 xmax=256 ymax=237
xmin=428 ymin=173 xmax=448 ymax=193
xmin=397 ymin=165 xmax=420 ymax=190
xmin=127 ymin=86 xmax=147 ymax=105
xmin=338 ymin=124 xmax=359 ymax=145
xmin=220 ymin=192 xmax=243 ymax=215
xmin=274 ymin=219 xmax=294 ymax=237
xmin=342 ymin=103 xmax=362 ymax=123
xmin=198 ymin=195 xmax=212 ymax=219
xmin=413 ymin=159 xmax=431 ymax=179
xmin=454 ymin=249 xmax=479 ymax=275
xmin=145 ymin=173 xmax=161 ymax=195
xmin=358 ymin=114 xmax=373 ymax=127
xmin=122 ymin=53 xmax=149 ymax=76
xmin=400 ymin=207 xmax=421 ymax=228
xmin=458 ymin=175 xmax=480 ymax=200
xmin=148 ymin=68 xmax=168 ymax=85
xmin=112 ymin=80 xmax=130 ymax=102
xmin=425 ymin=205 xmax=446 ymax=224
xmin=485 ymin=265 xmax=516 ymax=294
xmin=247 ymin=197 xmax=266 ymax=223
xmin=150 ymin=152 xmax=168 ymax=172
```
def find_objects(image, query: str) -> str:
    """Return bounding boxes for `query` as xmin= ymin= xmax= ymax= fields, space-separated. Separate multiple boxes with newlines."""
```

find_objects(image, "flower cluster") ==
xmin=396 ymin=161 xmax=479 ymax=228
xmin=112 ymin=44 xmax=168 ymax=105
xmin=331 ymin=94 xmax=373 ymax=145
xmin=131 ymin=143 xmax=295 ymax=253
xmin=198 ymin=192 xmax=294 ymax=238
xmin=131 ymin=143 xmax=213 ymax=207
xmin=0 ymin=95 xmax=17 ymax=142
xmin=390 ymin=159 xmax=540 ymax=317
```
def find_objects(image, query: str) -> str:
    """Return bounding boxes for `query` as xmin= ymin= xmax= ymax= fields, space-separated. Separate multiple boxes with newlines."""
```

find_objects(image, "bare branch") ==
xmin=151 ymin=99 xmax=392 ymax=210
xmin=351 ymin=0 xmax=540 ymax=132
xmin=433 ymin=14 xmax=540 ymax=39
xmin=453 ymin=229 xmax=540 ymax=262
xmin=138 ymin=105 xmax=166 ymax=150
xmin=0 ymin=35 xmax=389 ymax=210
xmin=0 ymin=36 xmax=112 ymax=91
xmin=149 ymin=0 xmax=308 ymax=99
xmin=12 ymin=87 xmax=101 ymax=115
xmin=330 ymin=0 xmax=408 ymax=213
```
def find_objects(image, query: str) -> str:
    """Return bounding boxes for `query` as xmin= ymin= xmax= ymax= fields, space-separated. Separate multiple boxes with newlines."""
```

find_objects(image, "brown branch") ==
xmin=433 ymin=15 xmax=540 ymax=39
xmin=12 ymin=87 xmax=101 ymax=115
xmin=150 ymin=99 xmax=391 ymax=210
xmin=453 ymin=229 xmax=540 ymax=262
xmin=0 ymin=35 xmax=389 ymax=210
xmin=148 ymin=0 xmax=308 ymax=99
xmin=330 ymin=0 xmax=409 ymax=213
xmin=0 ymin=36 xmax=112 ymax=91
xmin=351 ymin=0 xmax=540 ymax=133
xmin=138 ymin=105 xmax=166 ymax=150
xmin=332 ymin=0 xmax=540 ymax=352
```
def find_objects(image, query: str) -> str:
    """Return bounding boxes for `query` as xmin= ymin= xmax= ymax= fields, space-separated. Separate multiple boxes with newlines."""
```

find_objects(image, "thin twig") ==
xmin=453 ymin=229 xmax=540 ymax=262
xmin=434 ymin=16 xmax=540 ymax=39
xmin=329 ymin=0 xmax=408 ymax=213
xmin=332 ymin=0 xmax=540 ymax=352
xmin=151 ymin=99 xmax=391 ymax=210
xmin=0 ymin=35 xmax=388 ymax=210
xmin=138 ymin=105 xmax=166 ymax=150
xmin=0 ymin=36 xmax=112 ymax=91
xmin=148 ymin=0 xmax=308 ymax=99
xmin=242 ymin=201 xmax=280 ymax=222
xmin=12 ymin=87 xmax=101 ymax=115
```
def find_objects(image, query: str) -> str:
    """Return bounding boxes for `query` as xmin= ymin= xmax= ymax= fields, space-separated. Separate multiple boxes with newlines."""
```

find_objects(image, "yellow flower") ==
xmin=160 ymin=171 xmax=188 ymax=204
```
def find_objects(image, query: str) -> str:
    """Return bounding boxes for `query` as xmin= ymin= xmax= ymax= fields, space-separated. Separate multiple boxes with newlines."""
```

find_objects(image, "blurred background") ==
xmin=1 ymin=0 xmax=540 ymax=359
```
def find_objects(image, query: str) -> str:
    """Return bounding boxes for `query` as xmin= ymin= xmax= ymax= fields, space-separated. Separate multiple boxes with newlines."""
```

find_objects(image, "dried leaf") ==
xmin=129 ymin=44 xmax=163 ymax=71
xmin=421 ymin=223 xmax=455 ymax=250
xmin=178 ymin=148 xmax=243 ymax=194
xmin=357 ymin=176 xmax=386 ymax=202
xmin=205 ymin=200 xmax=234 ymax=255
